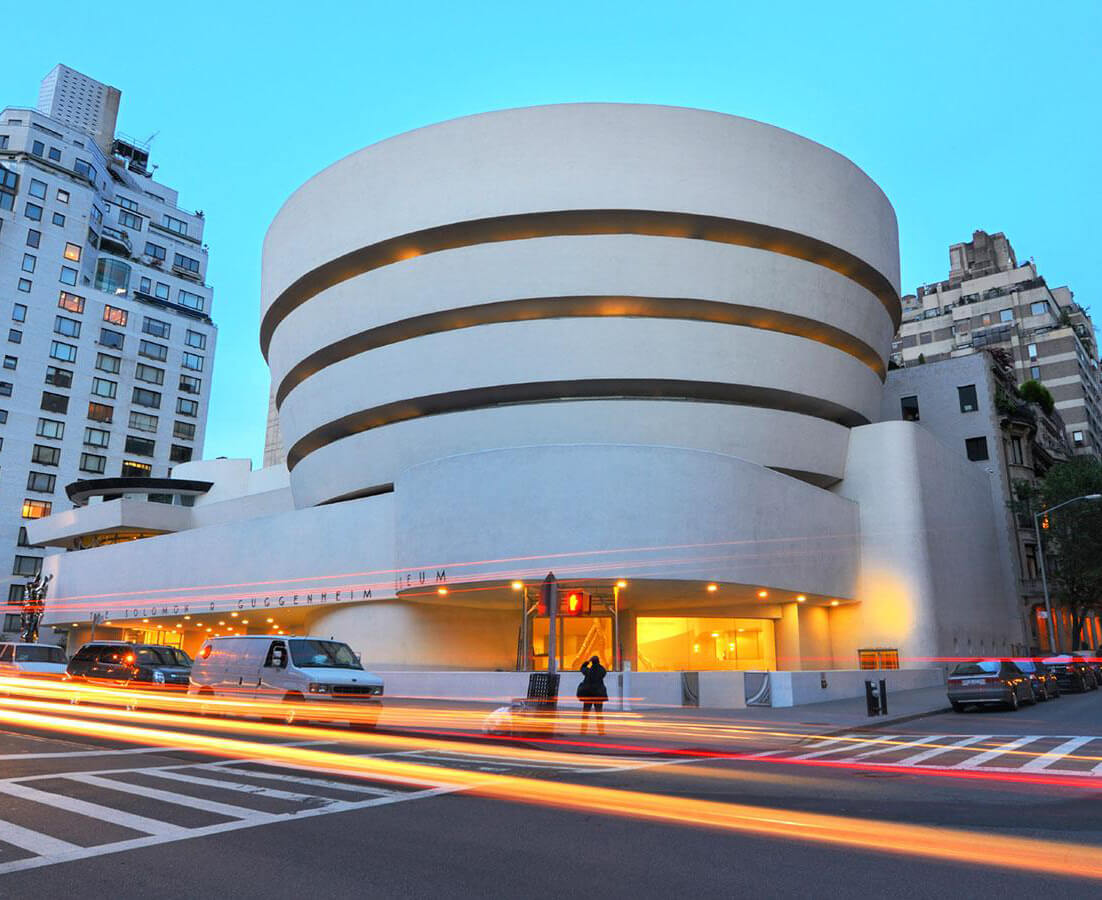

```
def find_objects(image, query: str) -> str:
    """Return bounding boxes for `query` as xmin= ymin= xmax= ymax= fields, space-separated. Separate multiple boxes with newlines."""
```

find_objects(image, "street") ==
xmin=2 ymin=688 xmax=1102 ymax=896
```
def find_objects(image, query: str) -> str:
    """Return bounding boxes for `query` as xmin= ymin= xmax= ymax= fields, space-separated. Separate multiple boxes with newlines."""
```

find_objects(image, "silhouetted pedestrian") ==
xmin=577 ymin=655 xmax=608 ymax=735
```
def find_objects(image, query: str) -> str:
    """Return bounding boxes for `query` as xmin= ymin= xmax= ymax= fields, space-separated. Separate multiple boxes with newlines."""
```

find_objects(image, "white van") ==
xmin=188 ymin=635 xmax=383 ymax=727
xmin=0 ymin=642 xmax=68 ymax=678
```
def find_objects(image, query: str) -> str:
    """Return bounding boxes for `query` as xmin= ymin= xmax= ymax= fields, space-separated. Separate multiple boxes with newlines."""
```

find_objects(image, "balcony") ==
xmin=99 ymin=225 xmax=132 ymax=257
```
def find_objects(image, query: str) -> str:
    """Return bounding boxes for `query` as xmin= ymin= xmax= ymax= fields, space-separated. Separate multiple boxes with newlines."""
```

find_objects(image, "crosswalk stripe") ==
xmin=850 ymin=735 xmax=945 ymax=760
xmin=0 ymin=780 xmax=187 ymax=837
xmin=63 ymin=773 xmax=278 ymax=821
xmin=954 ymin=735 xmax=1041 ymax=769
xmin=211 ymin=765 xmax=397 ymax=796
xmin=892 ymin=734 xmax=990 ymax=766
xmin=1020 ymin=737 xmax=1095 ymax=772
xmin=791 ymin=734 xmax=881 ymax=760
xmin=142 ymin=768 xmax=334 ymax=803
xmin=0 ymin=819 xmax=81 ymax=856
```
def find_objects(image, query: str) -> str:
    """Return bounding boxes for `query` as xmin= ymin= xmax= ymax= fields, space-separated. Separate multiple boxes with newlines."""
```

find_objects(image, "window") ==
xmin=91 ymin=377 xmax=117 ymax=399
xmin=182 ymin=352 xmax=204 ymax=371
xmin=7 ymin=585 xmax=25 ymax=605
xmin=144 ymin=241 xmax=166 ymax=261
xmin=40 ymin=391 xmax=69 ymax=414
xmin=95 ymin=353 xmax=121 ymax=374
xmin=1030 ymin=365 xmax=1041 ymax=380
xmin=1023 ymin=543 xmax=1039 ymax=579
xmin=177 ymin=290 xmax=204 ymax=312
xmin=28 ymin=178 xmax=46 ymax=199
xmin=126 ymin=435 xmax=155 ymax=457
xmin=49 ymin=341 xmax=77 ymax=362
xmin=998 ymin=309 xmax=1013 ymax=323
xmin=129 ymin=411 xmax=158 ymax=433
xmin=99 ymin=328 xmax=125 ymax=349
xmin=121 ymin=460 xmax=152 ymax=478
xmin=12 ymin=304 xmax=26 ymax=323
xmin=138 ymin=340 xmax=167 ymax=361
xmin=139 ymin=276 xmax=151 ymax=294
xmin=162 ymin=214 xmax=188 ymax=236
xmin=31 ymin=140 xmax=45 ymax=157
xmin=957 ymin=384 xmax=978 ymax=413
xmin=64 ymin=242 xmax=82 ymax=262
xmin=31 ymin=444 xmax=60 ymax=466
xmin=3 ymin=355 xmax=16 ymax=369
xmin=74 ymin=158 xmax=96 ymax=182
xmin=118 ymin=209 xmax=142 ymax=230
xmin=54 ymin=315 xmax=81 ymax=338
xmin=142 ymin=317 xmax=170 ymax=338
xmin=36 ymin=418 xmax=64 ymax=439
xmin=21 ymin=499 xmax=52 ymax=520
xmin=80 ymin=453 xmax=106 ymax=474
xmin=7 ymin=330 xmax=21 ymax=344
xmin=51 ymin=212 xmax=65 ymax=227
xmin=59 ymin=265 xmax=78 ymax=286
xmin=0 ymin=381 xmax=11 ymax=397
xmin=185 ymin=329 xmax=206 ymax=350
xmin=17 ymin=279 xmax=31 ymax=293
xmin=16 ymin=528 xmax=28 ymax=548
xmin=1073 ymin=431 xmax=1085 ymax=447
xmin=87 ymin=402 xmax=113 ymax=423
xmin=117 ymin=195 xmax=139 ymax=212
xmin=132 ymin=387 xmax=161 ymax=409
xmin=94 ymin=258 xmax=130 ymax=295
xmin=0 ymin=165 xmax=16 ymax=211
xmin=173 ymin=420 xmax=195 ymax=440
xmin=179 ymin=375 xmax=201 ymax=394
xmin=154 ymin=282 xmax=169 ymax=300
xmin=58 ymin=291 xmax=85 ymax=313
xmin=858 ymin=649 xmax=900 ymax=670
xmin=21 ymin=253 xmax=36 ymax=273
xmin=26 ymin=229 xmax=41 ymax=249
xmin=45 ymin=366 xmax=73 ymax=388
xmin=177 ymin=397 xmax=198 ymax=417
xmin=56 ymin=187 xmax=69 ymax=203
xmin=173 ymin=253 xmax=200 ymax=275
xmin=1027 ymin=343 xmax=1038 ymax=359
xmin=13 ymin=556 xmax=42 ymax=577
xmin=900 ymin=395 xmax=919 ymax=422
xmin=1031 ymin=301 xmax=1050 ymax=316
xmin=965 ymin=437 xmax=989 ymax=461
xmin=26 ymin=472 xmax=56 ymax=493
xmin=135 ymin=363 xmax=164 ymax=385
xmin=1010 ymin=437 xmax=1024 ymax=465
xmin=24 ymin=202 xmax=43 ymax=221
xmin=84 ymin=427 xmax=110 ymax=448
xmin=103 ymin=305 xmax=128 ymax=326
xmin=170 ymin=444 xmax=193 ymax=463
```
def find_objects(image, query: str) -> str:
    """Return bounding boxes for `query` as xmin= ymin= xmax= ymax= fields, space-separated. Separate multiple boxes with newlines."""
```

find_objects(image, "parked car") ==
xmin=947 ymin=659 xmax=1034 ymax=712
xmin=0 ymin=642 xmax=68 ymax=679
xmin=1043 ymin=656 xmax=1097 ymax=693
xmin=1068 ymin=650 xmax=1102 ymax=682
xmin=188 ymin=635 xmax=383 ymax=728
xmin=1012 ymin=658 xmax=1060 ymax=701
xmin=65 ymin=642 xmax=192 ymax=700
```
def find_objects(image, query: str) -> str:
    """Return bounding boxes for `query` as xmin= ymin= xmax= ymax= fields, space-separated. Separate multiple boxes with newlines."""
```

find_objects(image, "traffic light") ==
xmin=562 ymin=590 xmax=588 ymax=616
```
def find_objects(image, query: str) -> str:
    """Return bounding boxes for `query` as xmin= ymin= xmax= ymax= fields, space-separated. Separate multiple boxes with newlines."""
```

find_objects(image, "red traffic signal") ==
xmin=562 ymin=590 xmax=588 ymax=616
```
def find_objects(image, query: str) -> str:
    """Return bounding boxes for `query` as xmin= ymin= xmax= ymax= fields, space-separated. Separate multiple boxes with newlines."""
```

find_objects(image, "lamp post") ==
xmin=1033 ymin=493 xmax=1102 ymax=654
xmin=613 ymin=580 xmax=627 ymax=671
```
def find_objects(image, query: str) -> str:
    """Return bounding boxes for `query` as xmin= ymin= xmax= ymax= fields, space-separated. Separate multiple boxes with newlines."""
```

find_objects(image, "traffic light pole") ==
xmin=544 ymin=572 xmax=558 ymax=675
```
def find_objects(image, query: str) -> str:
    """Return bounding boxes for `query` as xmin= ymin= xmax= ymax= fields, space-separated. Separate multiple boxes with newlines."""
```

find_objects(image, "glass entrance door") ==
xmin=530 ymin=615 xmax=613 ymax=672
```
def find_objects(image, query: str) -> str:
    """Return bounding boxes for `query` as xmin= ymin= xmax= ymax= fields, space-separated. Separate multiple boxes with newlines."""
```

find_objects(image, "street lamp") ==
xmin=1033 ymin=493 xmax=1102 ymax=654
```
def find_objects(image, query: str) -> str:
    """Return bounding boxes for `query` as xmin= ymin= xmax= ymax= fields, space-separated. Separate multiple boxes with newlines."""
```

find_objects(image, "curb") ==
xmin=816 ymin=705 xmax=953 ymax=737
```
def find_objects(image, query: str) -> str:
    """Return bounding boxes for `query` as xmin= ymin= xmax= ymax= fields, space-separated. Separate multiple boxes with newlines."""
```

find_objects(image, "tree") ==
xmin=1014 ymin=457 xmax=1102 ymax=650
xmin=1019 ymin=379 xmax=1055 ymax=415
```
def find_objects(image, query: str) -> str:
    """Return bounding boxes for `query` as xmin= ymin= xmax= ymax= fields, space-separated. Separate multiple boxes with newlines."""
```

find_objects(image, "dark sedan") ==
xmin=947 ymin=659 xmax=1034 ymax=712
xmin=65 ymin=642 xmax=192 ymax=700
xmin=1043 ymin=656 xmax=1097 ymax=693
xmin=1012 ymin=658 xmax=1060 ymax=701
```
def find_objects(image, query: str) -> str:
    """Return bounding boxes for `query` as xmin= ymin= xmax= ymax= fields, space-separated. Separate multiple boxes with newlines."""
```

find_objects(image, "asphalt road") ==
xmin=2 ymin=694 xmax=1102 ymax=898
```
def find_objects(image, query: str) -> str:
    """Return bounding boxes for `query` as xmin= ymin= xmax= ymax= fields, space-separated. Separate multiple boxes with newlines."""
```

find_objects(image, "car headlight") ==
xmin=308 ymin=683 xmax=329 ymax=693
xmin=153 ymin=670 xmax=165 ymax=684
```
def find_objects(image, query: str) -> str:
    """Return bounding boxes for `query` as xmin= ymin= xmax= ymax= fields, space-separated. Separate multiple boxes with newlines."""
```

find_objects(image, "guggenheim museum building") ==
xmin=32 ymin=104 xmax=1020 ymax=685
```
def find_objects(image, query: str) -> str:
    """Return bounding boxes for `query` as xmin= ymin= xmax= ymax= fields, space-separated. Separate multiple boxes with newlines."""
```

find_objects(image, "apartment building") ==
xmin=883 ymin=351 xmax=1078 ymax=652
xmin=0 ymin=66 xmax=217 ymax=637
xmin=892 ymin=230 xmax=1101 ymax=457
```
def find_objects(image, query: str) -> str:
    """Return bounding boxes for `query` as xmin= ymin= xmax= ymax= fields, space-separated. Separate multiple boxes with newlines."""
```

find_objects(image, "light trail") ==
xmin=1 ymin=701 xmax=1101 ymax=880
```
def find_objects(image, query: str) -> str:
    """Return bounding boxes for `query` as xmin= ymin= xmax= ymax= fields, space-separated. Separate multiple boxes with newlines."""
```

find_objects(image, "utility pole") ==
xmin=543 ymin=572 xmax=558 ymax=675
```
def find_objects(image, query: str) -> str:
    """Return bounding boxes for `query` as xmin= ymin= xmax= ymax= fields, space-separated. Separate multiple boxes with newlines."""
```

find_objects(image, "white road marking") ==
xmin=0 ymin=738 xmax=332 ymax=762
xmin=140 ymin=768 xmax=332 ymax=803
xmin=893 ymin=734 xmax=991 ymax=766
xmin=0 ymin=820 xmax=80 ymax=857
xmin=954 ymin=735 xmax=1041 ymax=769
xmin=0 ymin=781 xmax=188 ymax=837
xmin=1021 ymin=736 xmax=1094 ymax=772
xmin=63 ymin=773 xmax=278 ymax=821
xmin=208 ymin=765 xmax=401 ymax=796
xmin=849 ymin=735 xmax=945 ymax=761
xmin=790 ymin=734 xmax=880 ymax=760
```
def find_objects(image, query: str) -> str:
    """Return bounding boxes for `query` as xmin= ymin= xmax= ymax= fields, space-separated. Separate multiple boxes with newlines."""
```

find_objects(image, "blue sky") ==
xmin=4 ymin=0 xmax=1099 ymax=463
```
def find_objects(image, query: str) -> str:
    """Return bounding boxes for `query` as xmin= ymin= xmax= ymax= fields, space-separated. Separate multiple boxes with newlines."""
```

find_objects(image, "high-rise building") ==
xmin=892 ymin=230 xmax=1101 ymax=457
xmin=0 ymin=66 xmax=217 ymax=638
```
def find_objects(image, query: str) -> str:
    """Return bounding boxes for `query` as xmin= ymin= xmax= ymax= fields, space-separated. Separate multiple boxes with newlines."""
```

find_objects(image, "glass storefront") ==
xmin=636 ymin=616 xmax=775 ymax=671
xmin=531 ymin=615 xmax=613 ymax=671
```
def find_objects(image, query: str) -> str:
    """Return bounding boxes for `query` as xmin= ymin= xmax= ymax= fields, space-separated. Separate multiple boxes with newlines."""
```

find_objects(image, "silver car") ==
xmin=947 ymin=659 xmax=1034 ymax=712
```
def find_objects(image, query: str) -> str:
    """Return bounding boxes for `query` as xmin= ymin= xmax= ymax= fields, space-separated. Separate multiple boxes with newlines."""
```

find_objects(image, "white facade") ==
xmin=31 ymin=105 xmax=1020 ymax=677
xmin=1 ymin=67 xmax=216 ymax=639
xmin=37 ymin=65 xmax=121 ymax=155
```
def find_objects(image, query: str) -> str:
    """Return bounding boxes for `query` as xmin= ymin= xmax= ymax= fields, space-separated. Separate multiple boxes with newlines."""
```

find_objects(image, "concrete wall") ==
xmin=768 ymin=667 xmax=943 ymax=707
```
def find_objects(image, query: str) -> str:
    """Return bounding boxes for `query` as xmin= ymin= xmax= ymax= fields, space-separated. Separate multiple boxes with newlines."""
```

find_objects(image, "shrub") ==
xmin=1020 ymin=379 xmax=1055 ymax=415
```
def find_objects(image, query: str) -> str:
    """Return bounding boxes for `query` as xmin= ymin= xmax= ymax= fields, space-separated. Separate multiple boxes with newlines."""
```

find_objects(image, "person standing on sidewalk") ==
xmin=577 ymin=655 xmax=608 ymax=735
